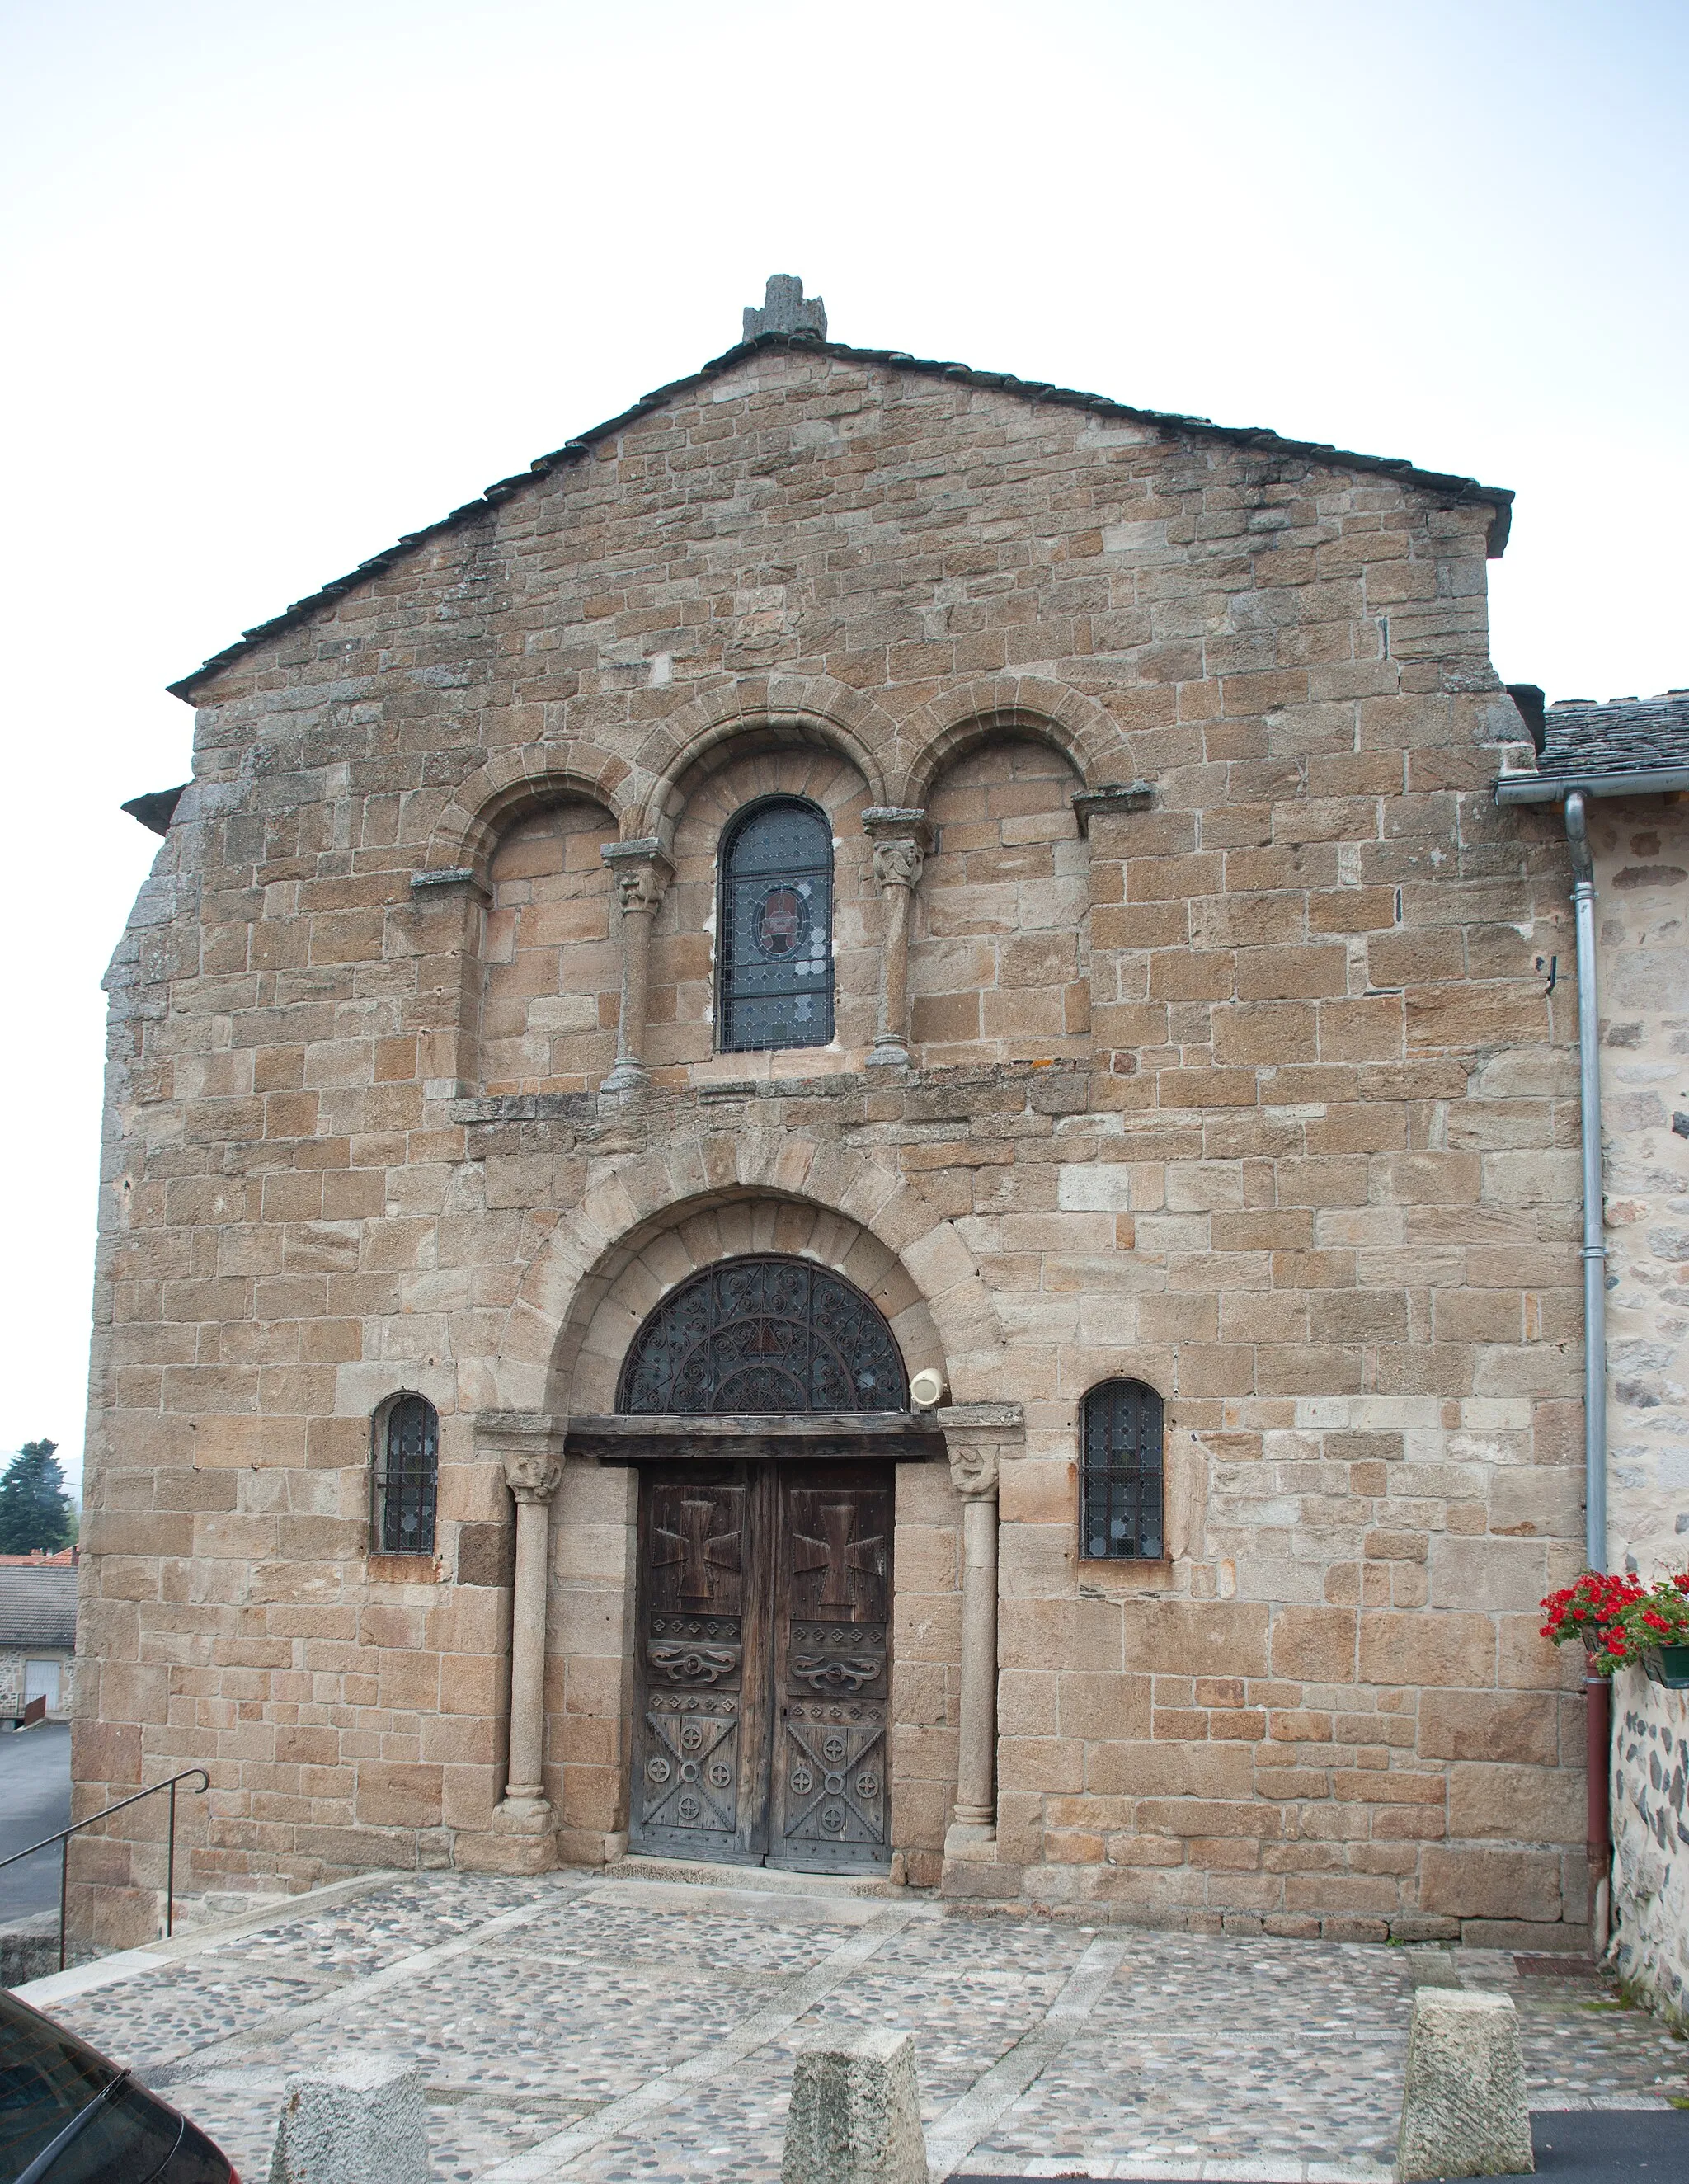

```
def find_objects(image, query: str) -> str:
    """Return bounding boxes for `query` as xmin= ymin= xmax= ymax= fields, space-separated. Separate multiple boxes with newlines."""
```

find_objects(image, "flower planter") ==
xmin=1643 ymin=1645 xmax=1689 ymax=1690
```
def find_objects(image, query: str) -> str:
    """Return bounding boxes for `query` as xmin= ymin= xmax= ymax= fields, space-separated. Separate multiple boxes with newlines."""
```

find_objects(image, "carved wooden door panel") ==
xmin=631 ymin=1461 xmax=893 ymax=1872
xmin=631 ymin=1466 xmax=771 ymax=1862
xmin=769 ymin=1464 xmax=892 ymax=1872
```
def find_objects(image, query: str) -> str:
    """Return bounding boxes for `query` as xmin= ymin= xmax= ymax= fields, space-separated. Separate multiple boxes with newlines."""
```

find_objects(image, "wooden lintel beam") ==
xmin=567 ymin=1412 xmax=948 ymax=1463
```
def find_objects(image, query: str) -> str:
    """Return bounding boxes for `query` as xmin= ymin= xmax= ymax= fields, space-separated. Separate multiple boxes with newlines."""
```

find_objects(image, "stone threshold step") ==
xmin=604 ymin=1853 xmax=904 ymax=1899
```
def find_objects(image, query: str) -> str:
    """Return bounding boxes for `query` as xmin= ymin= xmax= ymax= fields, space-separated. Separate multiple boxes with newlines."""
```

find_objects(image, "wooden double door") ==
xmin=630 ymin=1461 xmax=892 ymax=1872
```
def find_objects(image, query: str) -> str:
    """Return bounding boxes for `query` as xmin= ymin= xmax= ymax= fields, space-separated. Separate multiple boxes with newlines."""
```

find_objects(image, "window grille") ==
xmin=1080 ymin=1379 xmax=1164 ymax=1560
xmin=375 ymin=1394 xmax=439 ymax=1555
xmin=718 ymin=798 xmax=834 ymax=1052
xmin=617 ymin=1255 xmax=907 ymax=1414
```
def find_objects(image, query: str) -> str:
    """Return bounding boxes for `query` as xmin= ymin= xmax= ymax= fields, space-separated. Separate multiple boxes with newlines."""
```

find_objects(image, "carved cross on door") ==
xmin=792 ymin=1498 xmax=884 ymax=1617
xmin=652 ymin=1495 xmax=743 ymax=1606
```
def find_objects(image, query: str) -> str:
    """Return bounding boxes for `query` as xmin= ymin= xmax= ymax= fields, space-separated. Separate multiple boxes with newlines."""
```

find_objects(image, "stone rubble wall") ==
xmin=1611 ymin=1667 xmax=1689 ymax=2027
xmin=73 ymin=342 xmax=1592 ymax=1946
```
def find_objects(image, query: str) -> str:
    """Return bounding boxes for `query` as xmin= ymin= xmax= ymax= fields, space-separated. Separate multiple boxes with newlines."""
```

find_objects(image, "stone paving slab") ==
xmin=19 ymin=1869 xmax=1689 ymax=2184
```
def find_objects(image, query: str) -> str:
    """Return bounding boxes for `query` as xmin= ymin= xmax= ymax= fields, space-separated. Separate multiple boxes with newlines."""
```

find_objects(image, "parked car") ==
xmin=0 ymin=1983 xmax=235 ymax=2182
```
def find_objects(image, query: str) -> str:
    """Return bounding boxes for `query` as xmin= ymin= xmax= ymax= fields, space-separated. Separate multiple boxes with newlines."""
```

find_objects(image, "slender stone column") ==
xmin=406 ymin=868 xmax=491 ymax=1096
xmin=600 ymin=839 xmax=673 ymax=1094
xmin=862 ymin=808 xmax=929 ymax=1069
xmin=501 ymin=1447 xmax=562 ymax=1808
xmin=935 ymin=1404 xmax=1022 ymax=1886
xmin=458 ymin=1414 xmax=567 ymax=1876
xmin=947 ymin=1438 xmax=1002 ymax=1836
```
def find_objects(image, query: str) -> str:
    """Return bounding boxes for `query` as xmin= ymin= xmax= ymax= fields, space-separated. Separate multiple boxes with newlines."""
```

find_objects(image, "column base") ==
xmin=865 ymin=1042 xmax=912 ymax=1069
xmin=599 ymin=1061 xmax=650 ymax=1096
xmin=457 ymin=1795 xmax=558 ymax=1875
xmin=940 ymin=1819 xmax=1024 ymax=1901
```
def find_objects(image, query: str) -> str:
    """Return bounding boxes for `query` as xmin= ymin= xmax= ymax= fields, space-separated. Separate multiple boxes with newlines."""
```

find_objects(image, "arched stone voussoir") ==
xmin=421 ymin=743 xmax=634 ymax=883
xmin=627 ymin=675 xmax=897 ymax=845
xmin=499 ymin=1128 xmax=1005 ymax=1414
xmin=893 ymin=675 xmax=1130 ymax=809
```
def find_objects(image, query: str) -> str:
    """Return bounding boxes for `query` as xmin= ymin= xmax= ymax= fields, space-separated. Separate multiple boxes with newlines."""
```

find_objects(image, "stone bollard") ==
xmin=267 ymin=2055 xmax=431 ymax=2184
xmin=1397 ymin=1988 xmax=1534 ymax=2182
xmin=782 ymin=2027 xmax=927 ymax=2184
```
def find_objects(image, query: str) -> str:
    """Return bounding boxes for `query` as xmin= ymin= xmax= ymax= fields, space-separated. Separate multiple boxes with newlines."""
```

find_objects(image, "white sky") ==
xmin=1 ymin=0 xmax=1684 ymax=1491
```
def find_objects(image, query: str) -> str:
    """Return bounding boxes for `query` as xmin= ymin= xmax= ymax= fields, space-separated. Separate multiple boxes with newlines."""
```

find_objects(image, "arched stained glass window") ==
xmin=718 ymin=798 xmax=834 ymax=1052
xmin=374 ymin=1393 xmax=439 ymax=1555
xmin=1080 ymin=1379 xmax=1164 ymax=1560
xmin=617 ymin=1256 xmax=907 ymax=1414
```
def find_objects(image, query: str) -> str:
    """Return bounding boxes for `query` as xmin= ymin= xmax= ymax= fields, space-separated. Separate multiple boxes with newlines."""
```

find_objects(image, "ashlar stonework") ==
xmin=74 ymin=297 xmax=1597 ymax=1951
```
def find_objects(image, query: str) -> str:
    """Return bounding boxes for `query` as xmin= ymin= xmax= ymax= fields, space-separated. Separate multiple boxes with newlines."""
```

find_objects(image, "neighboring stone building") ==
xmin=1498 ymin=692 xmax=1689 ymax=1574
xmin=1 ymin=1560 xmax=78 ymax=1722
xmin=1494 ymin=692 xmax=1689 ymax=2002
xmin=80 ymin=276 xmax=1610 ymax=1951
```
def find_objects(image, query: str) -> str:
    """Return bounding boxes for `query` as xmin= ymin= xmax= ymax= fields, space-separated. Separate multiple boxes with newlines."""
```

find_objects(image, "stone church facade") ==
xmin=77 ymin=280 xmax=1594 ymax=1949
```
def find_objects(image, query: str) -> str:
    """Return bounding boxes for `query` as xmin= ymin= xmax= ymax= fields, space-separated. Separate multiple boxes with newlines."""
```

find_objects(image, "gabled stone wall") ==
xmin=73 ymin=340 xmax=1591 ymax=1947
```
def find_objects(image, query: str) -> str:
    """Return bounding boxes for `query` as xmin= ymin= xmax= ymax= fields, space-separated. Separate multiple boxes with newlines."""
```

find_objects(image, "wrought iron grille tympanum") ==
xmin=1080 ymin=1378 xmax=1164 ymax=1560
xmin=617 ymin=1257 xmax=908 ymax=1414
xmin=379 ymin=1393 xmax=439 ymax=1553
xmin=719 ymin=798 xmax=835 ymax=1052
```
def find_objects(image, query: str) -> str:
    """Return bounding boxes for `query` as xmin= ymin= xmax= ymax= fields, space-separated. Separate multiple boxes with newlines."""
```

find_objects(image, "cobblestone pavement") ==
xmin=21 ymin=1868 xmax=1689 ymax=2183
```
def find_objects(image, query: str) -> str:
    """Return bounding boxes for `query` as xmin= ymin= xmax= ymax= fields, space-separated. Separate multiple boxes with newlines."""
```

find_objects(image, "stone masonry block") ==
xmin=783 ymin=2027 xmax=927 ymax=2184
xmin=267 ymin=2054 xmax=430 ymax=2183
xmin=1396 ymin=1989 xmax=1533 ymax=2182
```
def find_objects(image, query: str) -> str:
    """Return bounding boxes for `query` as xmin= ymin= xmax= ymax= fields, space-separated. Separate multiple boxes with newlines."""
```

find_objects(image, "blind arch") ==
xmin=717 ymin=797 xmax=835 ymax=1052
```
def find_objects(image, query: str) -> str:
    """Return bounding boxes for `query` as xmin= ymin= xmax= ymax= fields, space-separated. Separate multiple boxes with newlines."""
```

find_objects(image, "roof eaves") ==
xmin=167 ymin=330 xmax=1514 ymax=702
xmin=1496 ymin=763 xmax=1689 ymax=805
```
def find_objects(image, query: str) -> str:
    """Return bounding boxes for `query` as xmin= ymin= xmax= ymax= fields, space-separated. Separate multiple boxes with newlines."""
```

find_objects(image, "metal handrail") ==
xmin=0 ymin=1767 xmax=209 ymax=1971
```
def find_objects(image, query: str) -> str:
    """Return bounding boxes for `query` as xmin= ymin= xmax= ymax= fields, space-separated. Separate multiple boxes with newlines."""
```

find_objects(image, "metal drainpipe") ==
xmin=1565 ymin=787 xmax=1612 ymax=1953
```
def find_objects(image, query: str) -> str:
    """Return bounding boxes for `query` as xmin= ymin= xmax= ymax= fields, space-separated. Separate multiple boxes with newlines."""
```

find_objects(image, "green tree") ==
xmin=0 ymin=1441 xmax=73 ymax=1555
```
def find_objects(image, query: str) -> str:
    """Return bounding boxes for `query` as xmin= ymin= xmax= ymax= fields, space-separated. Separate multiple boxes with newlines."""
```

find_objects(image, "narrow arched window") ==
xmin=374 ymin=1394 xmax=439 ymax=1555
xmin=1080 ymin=1379 xmax=1164 ymax=1560
xmin=718 ymin=797 xmax=834 ymax=1052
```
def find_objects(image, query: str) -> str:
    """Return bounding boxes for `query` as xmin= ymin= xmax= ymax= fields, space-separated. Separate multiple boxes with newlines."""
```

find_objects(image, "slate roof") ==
xmin=0 ymin=1567 xmax=77 ymax=1650
xmin=1535 ymin=693 xmax=1689 ymax=784
xmin=166 ymin=329 xmax=1514 ymax=703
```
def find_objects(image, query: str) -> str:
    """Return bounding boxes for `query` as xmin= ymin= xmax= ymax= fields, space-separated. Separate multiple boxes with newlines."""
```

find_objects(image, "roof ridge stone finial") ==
xmin=743 ymin=274 xmax=826 ymax=342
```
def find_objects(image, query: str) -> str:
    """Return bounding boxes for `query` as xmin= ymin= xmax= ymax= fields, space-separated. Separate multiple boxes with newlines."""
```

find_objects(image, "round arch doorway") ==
xmin=619 ymin=1256 xmax=907 ymax=1872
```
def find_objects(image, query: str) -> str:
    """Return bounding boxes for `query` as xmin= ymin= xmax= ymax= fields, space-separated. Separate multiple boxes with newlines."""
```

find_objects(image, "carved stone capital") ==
xmin=941 ymin=1403 xmax=1023 ymax=1501
xmin=862 ymin=806 xmax=929 ymax=850
xmin=476 ymin=1411 xmax=568 ymax=1496
xmin=946 ymin=1442 xmax=1000 ymax=1499
xmin=872 ymin=836 xmax=926 ymax=892
xmin=501 ymin=1448 xmax=563 ymax=1506
xmin=601 ymin=837 xmax=674 ymax=914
